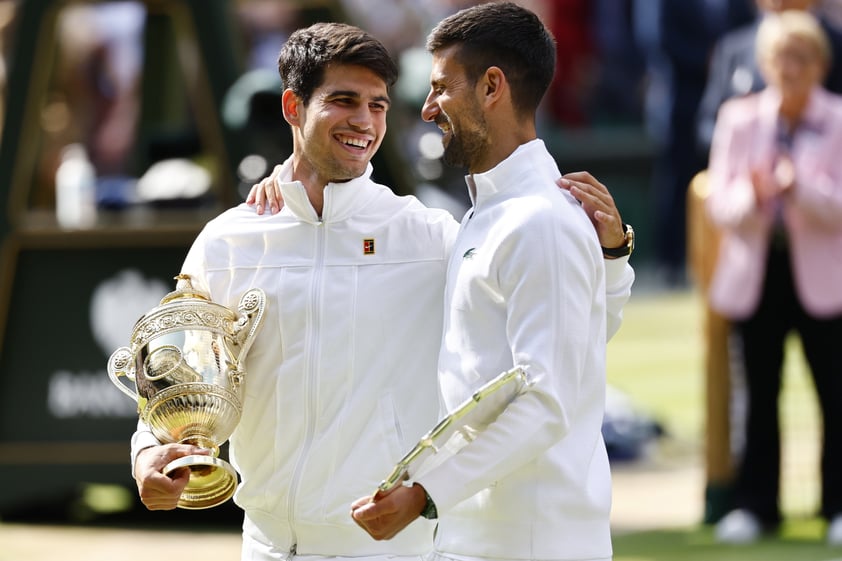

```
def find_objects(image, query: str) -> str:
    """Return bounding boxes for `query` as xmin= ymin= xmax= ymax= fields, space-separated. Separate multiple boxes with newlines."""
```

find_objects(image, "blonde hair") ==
xmin=756 ymin=10 xmax=832 ymax=69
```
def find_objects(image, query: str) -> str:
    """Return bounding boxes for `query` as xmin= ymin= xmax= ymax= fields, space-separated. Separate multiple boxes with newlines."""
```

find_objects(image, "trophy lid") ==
xmin=160 ymin=274 xmax=211 ymax=304
xmin=129 ymin=274 xmax=237 ymax=352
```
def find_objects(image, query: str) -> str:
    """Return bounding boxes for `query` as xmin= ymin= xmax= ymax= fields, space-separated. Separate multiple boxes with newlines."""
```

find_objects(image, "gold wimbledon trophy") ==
xmin=107 ymin=274 xmax=266 ymax=509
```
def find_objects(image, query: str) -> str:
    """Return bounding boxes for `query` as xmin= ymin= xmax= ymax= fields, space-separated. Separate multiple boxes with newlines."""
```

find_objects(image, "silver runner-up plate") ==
xmin=376 ymin=365 xmax=531 ymax=495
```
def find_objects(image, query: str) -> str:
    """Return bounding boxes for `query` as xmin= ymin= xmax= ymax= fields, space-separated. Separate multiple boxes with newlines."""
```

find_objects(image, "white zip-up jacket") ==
xmin=134 ymin=159 xmax=454 ymax=557
xmin=131 ymin=155 xmax=633 ymax=559
xmin=419 ymin=140 xmax=616 ymax=561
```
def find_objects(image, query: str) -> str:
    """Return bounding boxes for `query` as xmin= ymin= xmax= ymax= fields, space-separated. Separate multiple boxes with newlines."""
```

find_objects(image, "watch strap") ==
xmin=419 ymin=487 xmax=438 ymax=519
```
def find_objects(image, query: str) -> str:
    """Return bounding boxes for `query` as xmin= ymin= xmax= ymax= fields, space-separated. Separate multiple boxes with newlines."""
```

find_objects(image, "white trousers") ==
xmin=241 ymin=534 xmax=428 ymax=561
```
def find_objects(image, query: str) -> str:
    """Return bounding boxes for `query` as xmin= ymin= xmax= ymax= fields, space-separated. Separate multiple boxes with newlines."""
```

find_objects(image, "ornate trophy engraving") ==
xmin=107 ymin=274 xmax=266 ymax=509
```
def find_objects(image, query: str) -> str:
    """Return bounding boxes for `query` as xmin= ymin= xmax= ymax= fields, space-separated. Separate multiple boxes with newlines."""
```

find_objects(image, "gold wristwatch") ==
xmin=601 ymin=223 xmax=634 ymax=258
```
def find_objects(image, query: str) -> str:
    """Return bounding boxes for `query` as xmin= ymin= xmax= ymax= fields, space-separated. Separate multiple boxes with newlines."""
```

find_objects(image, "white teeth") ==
xmin=339 ymin=136 xmax=368 ymax=148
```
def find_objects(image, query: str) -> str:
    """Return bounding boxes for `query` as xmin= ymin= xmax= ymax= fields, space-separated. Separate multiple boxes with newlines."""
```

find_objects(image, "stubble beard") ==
xmin=442 ymin=122 xmax=487 ymax=168
xmin=440 ymin=111 xmax=489 ymax=170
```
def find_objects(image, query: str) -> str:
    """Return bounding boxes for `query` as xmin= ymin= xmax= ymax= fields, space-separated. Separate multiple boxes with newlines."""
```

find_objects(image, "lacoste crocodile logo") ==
xmin=462 ymin=248 xmax=477 ymax=260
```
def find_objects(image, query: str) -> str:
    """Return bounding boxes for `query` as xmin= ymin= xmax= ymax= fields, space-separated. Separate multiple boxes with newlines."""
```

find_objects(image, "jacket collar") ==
xmin=276 ymin=157 xmax=377 ymax=224
xmin=465 ymin=139 xmax=553 ymax=208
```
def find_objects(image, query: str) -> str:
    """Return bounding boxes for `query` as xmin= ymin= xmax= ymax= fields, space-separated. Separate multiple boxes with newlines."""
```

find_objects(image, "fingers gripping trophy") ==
xmin=107 ymin=274 xmax=266 ymax=509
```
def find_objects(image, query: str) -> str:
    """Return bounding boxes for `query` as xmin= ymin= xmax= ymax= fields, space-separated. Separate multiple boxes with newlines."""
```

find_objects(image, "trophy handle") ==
xmin=233 ymin=288 xmax=266 ymax=361
xmin=107 ymin=347 xmax=139 ymax=403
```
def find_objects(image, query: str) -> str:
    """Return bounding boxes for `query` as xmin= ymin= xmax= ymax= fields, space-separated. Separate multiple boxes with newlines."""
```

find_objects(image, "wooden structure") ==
xmin=686 ymin=170 xmax=734 ymax=523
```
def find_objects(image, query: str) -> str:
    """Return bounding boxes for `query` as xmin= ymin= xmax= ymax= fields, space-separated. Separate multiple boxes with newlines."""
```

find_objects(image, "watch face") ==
xmin=625 ymin=224 xmax=635 ymax=253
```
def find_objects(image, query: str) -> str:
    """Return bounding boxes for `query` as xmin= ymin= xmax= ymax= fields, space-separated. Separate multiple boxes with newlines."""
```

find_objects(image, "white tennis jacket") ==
xmin=421 ymin=140 xmax=620 ymax=561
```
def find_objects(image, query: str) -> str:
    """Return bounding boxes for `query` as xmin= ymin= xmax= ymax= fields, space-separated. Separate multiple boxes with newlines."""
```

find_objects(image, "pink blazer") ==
xmin=707 ymin=87 xmax=842 ymax=320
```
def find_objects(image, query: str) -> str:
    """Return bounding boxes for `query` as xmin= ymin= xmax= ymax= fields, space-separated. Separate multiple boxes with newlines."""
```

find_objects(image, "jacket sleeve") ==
xmin=130 ymin=419 xmax=159 ymax=478
xmin=605 ymin=257 xmax=634 ymax=341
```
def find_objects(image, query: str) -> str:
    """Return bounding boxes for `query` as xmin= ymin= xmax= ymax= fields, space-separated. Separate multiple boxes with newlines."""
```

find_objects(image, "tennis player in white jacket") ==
xmin=352 ymin=5 xmax=627 ymax=561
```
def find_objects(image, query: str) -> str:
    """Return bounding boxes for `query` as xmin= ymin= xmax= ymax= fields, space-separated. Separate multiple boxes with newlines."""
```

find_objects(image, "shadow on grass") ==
xmin=614 ymin=520 xmax=842 ymax=561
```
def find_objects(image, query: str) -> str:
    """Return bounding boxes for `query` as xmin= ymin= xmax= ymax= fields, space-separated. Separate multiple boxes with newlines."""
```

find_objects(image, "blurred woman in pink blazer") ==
xmin=707 ymin=10 xmax=842 ymax=545
xmin=707 ymin=11 xmax=842 ymax=545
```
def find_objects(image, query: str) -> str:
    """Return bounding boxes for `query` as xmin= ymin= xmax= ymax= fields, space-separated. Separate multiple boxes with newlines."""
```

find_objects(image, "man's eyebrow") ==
xmin=326 ymin=89 xmax=360 ymax=99
xmin=326 ymin=90 xmax=391 ymax=105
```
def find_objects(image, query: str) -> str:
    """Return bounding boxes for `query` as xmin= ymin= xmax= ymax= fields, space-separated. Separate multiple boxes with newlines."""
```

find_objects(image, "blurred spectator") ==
xmin=28 ymin=1 xmax=147 ymax=212
xmin=634 ymin=0 xmax=754 ymax=287
xmin=538 ymin=0 xmax=595 ymax=126
xmin=706 ymin=10 xmax=842 ymax=544
xmin=590 ymin=0 xmax=645 ymax=124
xmin=235 ymin=0 xmax=301 ymax=71
xmin=697 ymin=0 xmax=842 ymax=159
xmin=56 ymin=1 xmax=146 ymax=176
xmin=340 ymin=0 xmax=431 ymax=54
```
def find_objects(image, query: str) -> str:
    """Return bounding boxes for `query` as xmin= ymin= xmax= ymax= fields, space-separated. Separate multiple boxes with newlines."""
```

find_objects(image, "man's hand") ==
xmin=350 ymin=483 xmax=427 ymax=541
xmin=134 ymin=444 xmax=210 ymax=510
xmin=245 ymin=164 xmax=285 ymax=215
xmin=558 ymin=171 xmax=625 ymax=250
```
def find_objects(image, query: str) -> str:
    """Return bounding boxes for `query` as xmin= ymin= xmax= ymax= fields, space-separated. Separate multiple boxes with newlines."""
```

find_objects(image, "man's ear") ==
xmin=480 ymin=66 xmax=507 ymax=108
xmin=282 ymin=89 xmax=302 ymax=126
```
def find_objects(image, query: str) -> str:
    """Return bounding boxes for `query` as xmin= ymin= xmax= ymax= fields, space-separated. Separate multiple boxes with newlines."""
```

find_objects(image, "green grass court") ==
xmin=615 ymin=521 xmax=842 ymax=561
xmin=608 ymin=287 xmax=836 ymax=560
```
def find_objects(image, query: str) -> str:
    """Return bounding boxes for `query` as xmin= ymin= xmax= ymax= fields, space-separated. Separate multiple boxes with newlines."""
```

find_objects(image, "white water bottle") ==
xmin=55 ymin=143 xmax=97 ymax=229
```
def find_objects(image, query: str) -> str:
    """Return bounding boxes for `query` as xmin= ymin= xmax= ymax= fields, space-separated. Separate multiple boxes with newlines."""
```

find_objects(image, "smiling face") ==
xmin=286 ymin=63 xmax=390 ymax=186
xmin=421 ymin=46 xmax=491 ymax=173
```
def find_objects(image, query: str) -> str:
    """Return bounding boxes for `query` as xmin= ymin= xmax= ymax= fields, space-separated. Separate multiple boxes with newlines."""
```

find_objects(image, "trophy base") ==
xmin=163 ymin=455 xmax=238 ymax=509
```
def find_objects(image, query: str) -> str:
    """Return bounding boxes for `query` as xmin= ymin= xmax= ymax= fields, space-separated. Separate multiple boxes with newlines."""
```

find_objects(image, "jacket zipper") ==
xmin=285 ymin=213 xmax=326 ymax=553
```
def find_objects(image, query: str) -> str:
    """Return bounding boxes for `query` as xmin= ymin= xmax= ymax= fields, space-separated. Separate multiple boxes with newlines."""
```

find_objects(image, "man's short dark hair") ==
xmin=426 ymin=2 xmax=556 ymax=116
xmin=278 ymin=22 xmax=398 ymax=105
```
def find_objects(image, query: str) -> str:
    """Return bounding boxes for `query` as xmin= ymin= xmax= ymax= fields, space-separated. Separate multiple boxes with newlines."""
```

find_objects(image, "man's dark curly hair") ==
xmin=278 ymin=22 xmax=398 ymax=105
